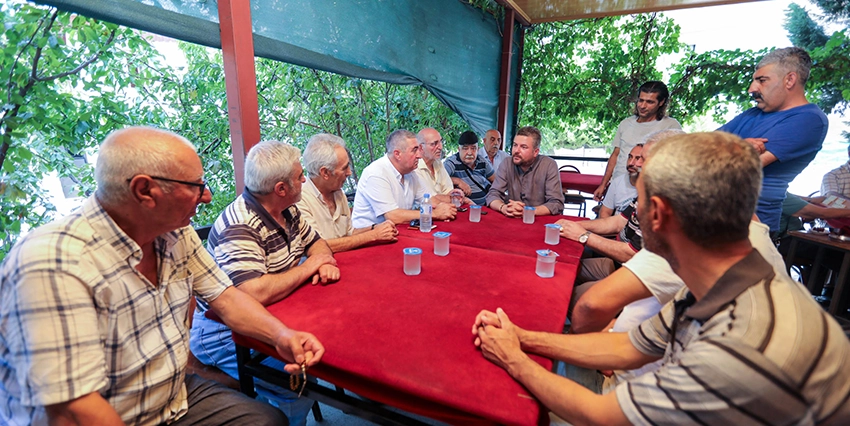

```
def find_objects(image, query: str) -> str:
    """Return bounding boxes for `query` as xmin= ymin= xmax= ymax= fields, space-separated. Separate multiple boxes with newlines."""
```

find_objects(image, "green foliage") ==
xmin=785 ymin=3 xmax=829 ymax=50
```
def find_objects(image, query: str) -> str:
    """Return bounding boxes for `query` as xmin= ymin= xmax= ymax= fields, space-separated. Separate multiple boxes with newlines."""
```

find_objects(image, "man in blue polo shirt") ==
xmin=718 ymin=47 xmax=828 ymax=234
xmin=445 ymin=130 xmax=495 ymax=205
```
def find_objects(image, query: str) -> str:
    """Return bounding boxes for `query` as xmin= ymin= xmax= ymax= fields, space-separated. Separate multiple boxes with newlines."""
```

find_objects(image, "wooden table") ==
xmin=230 ymin=209 xmax=585 ymax=425
xmin=783 ymin=230 xmax=850 ymax=318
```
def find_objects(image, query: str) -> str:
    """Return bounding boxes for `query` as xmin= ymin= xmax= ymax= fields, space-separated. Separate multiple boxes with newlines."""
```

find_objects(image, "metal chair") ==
xmin=559 ymin=165 xmax=587 ymax=217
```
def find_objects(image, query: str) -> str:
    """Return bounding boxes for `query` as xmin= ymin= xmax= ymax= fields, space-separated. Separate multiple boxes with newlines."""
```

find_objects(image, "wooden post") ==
xmin=497 ymin=8 xmax=515 ymax=149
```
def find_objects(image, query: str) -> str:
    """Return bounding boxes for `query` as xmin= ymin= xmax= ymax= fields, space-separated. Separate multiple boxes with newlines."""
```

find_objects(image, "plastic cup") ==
xmin=403 ymin=247 xmax=422 ymax=275
xmin=469 ymin=205 xmax=482 ymax=222
xmin=535 ymin=249 xmax=558 ymax=278
xmin=434 ymin=231 xmax=451 ymax=256
xmin=523 ymin=206 xmax=535 ymax=224
xmin=544 ymin=223 xmax=561 ymax=245
xmin=451 ymin=192 xmax=463 ymax=208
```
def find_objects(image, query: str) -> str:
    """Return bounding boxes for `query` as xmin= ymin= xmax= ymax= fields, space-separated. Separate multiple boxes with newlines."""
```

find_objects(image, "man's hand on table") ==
xmin=473 ymin=308 xmax=529 ymax=375
xmin=303 ymin=252 xmax=338 ymax=285
xmin=556 ymin=219 xmax=587 ymax=241
xmin=274 ymin=329 xmax=325 ymax=374
xmin=371 ymin=220 xmax=399 ymax=243
xmin=312 ymin=264 xmax=340 ymax=285
xmin=433 ymin=202 xmax=458 ymax=221
xmin=503 ymin=200 xmax=525 ymax=217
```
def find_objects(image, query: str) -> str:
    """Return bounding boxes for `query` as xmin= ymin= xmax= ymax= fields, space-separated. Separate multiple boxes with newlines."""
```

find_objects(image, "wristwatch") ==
xmin=578 ymin=231 xmax=591 ymax=245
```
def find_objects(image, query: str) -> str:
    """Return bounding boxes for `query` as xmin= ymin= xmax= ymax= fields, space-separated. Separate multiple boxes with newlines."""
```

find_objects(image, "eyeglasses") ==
xmin=126 ymin=175 xmax=212 ymax=201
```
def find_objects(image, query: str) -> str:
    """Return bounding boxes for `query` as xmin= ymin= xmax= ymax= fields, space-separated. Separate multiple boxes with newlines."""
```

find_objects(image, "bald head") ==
xmin=483 ymin=129 xmax=502 ymax=156
xmin=95 ymin=126 xmax=198 ymax=206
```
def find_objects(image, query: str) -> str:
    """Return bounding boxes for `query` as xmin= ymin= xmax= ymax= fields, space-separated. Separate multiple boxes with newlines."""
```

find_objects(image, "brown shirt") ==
xmin=486 ymin=155 xmax=564 ymax=214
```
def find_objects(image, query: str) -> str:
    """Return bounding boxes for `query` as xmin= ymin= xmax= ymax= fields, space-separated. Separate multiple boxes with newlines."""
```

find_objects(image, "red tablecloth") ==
xmin=231 ymin=216 xmax=582 ymax=425
xmin=560 ymin=171 xmax=603 ymax=194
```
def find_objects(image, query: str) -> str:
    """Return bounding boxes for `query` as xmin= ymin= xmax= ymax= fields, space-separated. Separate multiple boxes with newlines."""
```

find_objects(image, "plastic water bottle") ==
xmin=420 ymin=194 xmax=432 ymax=233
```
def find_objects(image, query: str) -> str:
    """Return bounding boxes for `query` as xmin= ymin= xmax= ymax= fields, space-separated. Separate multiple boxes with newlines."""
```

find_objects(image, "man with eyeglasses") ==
xmin=191 ymin=140 xmax=340 ymax=426
xmin=414 ymin=127 xmax=455 ymax=196
xmin=0 ymin=126 xmax=321 ymax=426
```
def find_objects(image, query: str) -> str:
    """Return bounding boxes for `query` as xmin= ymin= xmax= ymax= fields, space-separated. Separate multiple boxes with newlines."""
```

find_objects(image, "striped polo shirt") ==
xmin=444 ymin=152 xmax=494 ymax=205
xmin=618 ymin=250 xmax=850 ymax=425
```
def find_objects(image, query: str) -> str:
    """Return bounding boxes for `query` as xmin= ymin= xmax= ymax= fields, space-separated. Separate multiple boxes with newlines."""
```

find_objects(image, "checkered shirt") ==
xmin=0 ymin=196 xmax=231 ymax=425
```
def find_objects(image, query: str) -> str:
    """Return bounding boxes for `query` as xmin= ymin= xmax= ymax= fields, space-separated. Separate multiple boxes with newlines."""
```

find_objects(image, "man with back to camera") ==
xmin=718 ymin=47 xmax=829 ymax=234
xmin=0 ymin=126 xmax=323 ymax=426
xmin=191 ymin=140 xmax=339 ymax=426
xmin=486 ymin=125 xmax=564 ymax=217
xmin=593 ymin=81 xmax=681 ymax=202
xmin=444 ymin=130 xmax=496 ymax=206
xmin=473 ymin=131 xmax=850 ymax=425
xmin=297 ymin=133 xmax=398 ymax=252
xmin=352 ymin=129 xmax=457 ymax=228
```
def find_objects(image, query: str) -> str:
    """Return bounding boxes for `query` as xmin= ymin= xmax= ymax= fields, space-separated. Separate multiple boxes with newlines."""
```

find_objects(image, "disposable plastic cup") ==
xmin=434 ymin=231 xmax=451 ymax=256
xmin=403 ymin=248 xmax=422 ymax=275
xmin=451 ymin=192 xmax=463 ymax=208
xmin=544 ymin=223 xmax=561 ymax=245
xmin=523 ymin=206 xmax=535 ymax=224
xmin=535 ymin=249 xmax=558 ymax=278
xmin=469 ymin=205 xmax=482 ymax=222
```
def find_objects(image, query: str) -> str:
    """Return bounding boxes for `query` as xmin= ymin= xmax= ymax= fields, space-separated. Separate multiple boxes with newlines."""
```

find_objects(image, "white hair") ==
xmin=244 ymin=140 xmax=302 ymax=195
xmin=303 ymin=133 xmax=346 ymax=178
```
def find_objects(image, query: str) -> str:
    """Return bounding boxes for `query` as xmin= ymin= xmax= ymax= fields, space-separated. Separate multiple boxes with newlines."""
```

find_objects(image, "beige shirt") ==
xmin=296 ymin=177 xmax=353 ymax=239
xmin=414 ymin=158 xmax=453 ymax=195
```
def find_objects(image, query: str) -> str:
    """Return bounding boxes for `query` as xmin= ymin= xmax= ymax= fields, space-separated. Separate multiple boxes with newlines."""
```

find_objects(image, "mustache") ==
xmin=751 ymin=92 xmax=763 ymax=101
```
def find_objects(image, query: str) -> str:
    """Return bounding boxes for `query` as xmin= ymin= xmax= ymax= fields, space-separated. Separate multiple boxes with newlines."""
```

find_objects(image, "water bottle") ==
xmin=420 ymin=194 xmax=432 ymax=233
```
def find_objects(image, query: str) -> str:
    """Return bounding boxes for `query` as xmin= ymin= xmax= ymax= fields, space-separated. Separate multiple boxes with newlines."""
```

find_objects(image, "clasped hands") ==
xmin=501 ymin=200 xmax=526 ymax=217
xmin=304 ymin=253 xmax=340 ymax=285
xmin=471 ymin=308 xmax=528 ymax=374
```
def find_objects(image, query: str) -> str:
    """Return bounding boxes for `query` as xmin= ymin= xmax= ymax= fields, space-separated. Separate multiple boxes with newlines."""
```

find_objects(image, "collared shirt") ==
xmin=822 ymin=161 xmax=850 ymax=197
xmin=617 ymin=250 xmax=850 ymax=425
xmin=0 ymin=196 xmax=230 ymax=426
xmin=485 ymin=155 xmax=564 ymax=215
xmin=296 ymin=177 xmax=354 ymax=239
xmin=190 ymin=191 xmax=321 ymax=369
xmin=414 ymin=158 xmax=453 ymax=195
xmin=478 ymin=149 xmax=510 ymax=173
xmin=444 ymin=152 xmax=494 ymax=205
xmin=351 ymin=155 xmax=426 ymax=228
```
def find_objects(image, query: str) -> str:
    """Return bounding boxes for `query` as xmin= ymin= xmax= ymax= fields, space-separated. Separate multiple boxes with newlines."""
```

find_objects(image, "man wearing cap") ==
xmin=486 ymin=126 xmax=564 ymax=217
xmin=445 ymin=131 xmax=495 ymax=206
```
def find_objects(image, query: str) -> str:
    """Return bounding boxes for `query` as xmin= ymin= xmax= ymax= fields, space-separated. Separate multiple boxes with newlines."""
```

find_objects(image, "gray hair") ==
xmin=642 ymin=132 xmax=761 ymax=247
xmin=303 ymin=133 xmax=346 ymax=178
xmin=95 ymin=126 xmax=196 ymax=206
xmin=642 ymin=129 xmax=686 ymax=157
xmin=244 ymin=140 xmax=302 ymax=195
xmin=757 ymin=47 xmax=812 ymax=86
xmin=386 ymin=129 xmax=416 ymax=153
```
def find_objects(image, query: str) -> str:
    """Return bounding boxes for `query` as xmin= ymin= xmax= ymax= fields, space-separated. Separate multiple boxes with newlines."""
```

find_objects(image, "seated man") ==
xmin=415 ymin=127 xmax=454 ymax=196
xmin=297 ymin=133 xmax=398 ymax=252
xmin=478 ymin=128 xmax=510 ymax=172
xmin=822 ymin=145 xmax=850 ymax=197
xmin=0 ymin=127 xmax=322 ymax=426
xmin=486 ymin=126 xmax=564 ymax=217
xmin=352 ymin=129 xmax=457 ymax=227
xmin=473 ymin=131 xmax=850 ymax=425
xmin=444 ymin=130 xmax=495 ymax=206
xmin=191 ymin=140 xmax=339 ymax=426
xmin=598 ymin=144 xmax=642 ymax=218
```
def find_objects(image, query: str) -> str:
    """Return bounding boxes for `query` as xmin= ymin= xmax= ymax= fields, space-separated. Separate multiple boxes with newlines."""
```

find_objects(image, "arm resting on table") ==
xmin=519 ymin=328 xmax=658 ymax=372
xmin=585 ymin=234 xmax=637 ymax=264
xmin=45 ymin=392 xmax=124 ymax=426
xmin=571 ymin=267 xmax=652 ymax=334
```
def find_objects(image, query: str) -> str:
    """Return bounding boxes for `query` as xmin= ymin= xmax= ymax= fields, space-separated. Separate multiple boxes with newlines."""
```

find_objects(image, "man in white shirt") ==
xmin=414 ymin=127 xmax=454 ymax=196
xmin=598 ymin=144 xmax=642 ymax=218
xmin=593 ymin=81 xmax=681 ymax=201
xmin=352 ymin=129 xmax=457 ymax=227
xmin=478 ymin=129 xmax=510 ymax=172
xmin=297 ymin=133 xmax=398 ymax=252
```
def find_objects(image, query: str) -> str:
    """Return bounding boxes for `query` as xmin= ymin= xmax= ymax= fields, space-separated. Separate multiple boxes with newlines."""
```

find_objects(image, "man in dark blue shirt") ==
xmin=718 ymin=47 xmax=828 ymax=234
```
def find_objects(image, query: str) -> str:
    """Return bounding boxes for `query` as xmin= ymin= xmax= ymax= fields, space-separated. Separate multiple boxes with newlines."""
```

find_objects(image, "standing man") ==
xmin=719 ymin=47 xmax=829 ymax=233
xmin=478 ymin=129 xmax=509 ymax=172
xmin=822 ymin=145 xmax=850 ymax=197
xmin=297 ymin=133 xmax=398 ymax=252
xmin=593 ymin=81 xmax=681 ymax=201
xmin=486 ymin=126 xmax=564 ymax=217
xmin=352 ymin=129 xmax=457 ymax=227
xmin=598 ymin=144 xmax=642 ymax=218
xmin=473 ymin=132 xmax=850 ymax=425
xmin=0 ymin=127 xmax=321 ymax=426
xmin=414 ymin=127 xmax=454 ymax=196
xmin=191 ymin=140 xmax=339 ymax=426
xmin=445 ymin=130 xmax=495 ymax=206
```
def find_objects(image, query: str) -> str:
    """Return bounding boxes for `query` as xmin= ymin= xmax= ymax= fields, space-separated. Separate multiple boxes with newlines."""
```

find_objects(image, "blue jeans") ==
xmin=190 ymin=310 xmax=314 ymax=426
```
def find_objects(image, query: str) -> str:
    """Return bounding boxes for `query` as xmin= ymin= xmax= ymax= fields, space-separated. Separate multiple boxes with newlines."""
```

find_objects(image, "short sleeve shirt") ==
xmin=351 ymin=156 xmax=427 ymax=228
xmin=414 ymin=158 xmax=453 ymax=195
xmin=0 ymin=196 xmax=230 ymax=426
xmin=444 ymin=152 xmax=494 ymax=205
xmin=602 ymin=173 xmax=637 ymax=214
xmin=611 ymin=116 xmax=681 ymax=179
xmin=296 ymin=177 xmax=354 ymax=239
xmin=618 ymin=198 xmax=642 ymax=252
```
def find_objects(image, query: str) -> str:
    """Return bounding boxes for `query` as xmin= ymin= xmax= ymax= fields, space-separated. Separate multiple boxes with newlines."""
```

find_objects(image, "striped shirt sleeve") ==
xmin=209 ymin=223 xmax=266 ymax=286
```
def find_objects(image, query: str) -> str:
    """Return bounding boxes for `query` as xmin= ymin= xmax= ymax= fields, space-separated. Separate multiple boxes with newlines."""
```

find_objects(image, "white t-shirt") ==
xmin=414 ymin=158 xmax=453 ymax=195
xmin=351 ymin=156 xmax=426 ymax=228
xmin=601 ymin=173 xmax=637 ymax=214
xmin=603 ymin=220 xmax=787 ymax=392
xmin=611 ymin=116 xmax=681 ymax=179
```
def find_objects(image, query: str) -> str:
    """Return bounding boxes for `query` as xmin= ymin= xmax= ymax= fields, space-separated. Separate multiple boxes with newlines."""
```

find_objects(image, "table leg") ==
xmin=783 ymin=237 xmax=798 ymax=276
xmin=235 ymin=343 xmax=257 ymax=397
xmin=829 ymin=252 xmax=850 ymax=317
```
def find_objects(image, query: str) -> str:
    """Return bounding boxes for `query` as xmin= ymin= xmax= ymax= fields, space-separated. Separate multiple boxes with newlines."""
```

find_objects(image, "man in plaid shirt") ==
xmin=0 ymin=126 xmax=322 ymax=425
